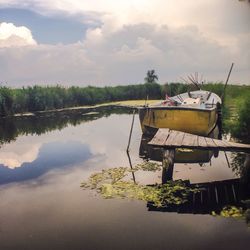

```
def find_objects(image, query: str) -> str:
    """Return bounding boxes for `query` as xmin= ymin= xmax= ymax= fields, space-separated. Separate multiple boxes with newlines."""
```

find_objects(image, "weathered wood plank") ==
xmin=218 ymin=140 xmax=233 ymax=147
xmin=149 ymin=128 xmax=170 ymax=146
xmin=204 ymin=137 xmax=217 ymax=148
xmin=148 ymin=129 xmax=250 ymax=152
xmin=212 ymin=139 xmax=228 ymax=148
xmin=171 ymin=131 xmax=185 ymax=146
xmin=198 ymin=136 xmax=207 ymax=147
xmin=193 ymin=135 xmax=199 ymax=147
xmin=181 ymin=133 xmax=197 ymax=147
xmin=226 ymin=141 xmax=250 ymax=150
xmin=165 ymin=130 xmax=180 ymax=146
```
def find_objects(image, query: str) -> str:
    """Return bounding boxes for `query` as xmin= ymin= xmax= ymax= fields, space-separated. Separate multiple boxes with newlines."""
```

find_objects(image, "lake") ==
xmin=0 ymin=107 xmax=249 ymax=250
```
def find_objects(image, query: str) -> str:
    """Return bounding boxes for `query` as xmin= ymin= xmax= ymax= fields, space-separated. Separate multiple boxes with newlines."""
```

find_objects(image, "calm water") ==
xmin=0 ymin=107 xmax=249 ymax=250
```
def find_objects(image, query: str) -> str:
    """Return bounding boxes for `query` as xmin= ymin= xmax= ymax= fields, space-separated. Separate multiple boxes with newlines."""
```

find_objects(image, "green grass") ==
xmin=222 ymin=85 xmax=250 ymax=141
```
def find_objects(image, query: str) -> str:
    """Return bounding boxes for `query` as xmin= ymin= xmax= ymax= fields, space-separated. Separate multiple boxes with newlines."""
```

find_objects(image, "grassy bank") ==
xmin=0 ymin=83 xmax=162 ymax=116
xmin=223 ymin=87 xmax=250 ymax=141
xmin=12 ymin=99 xmax=160 ymax=117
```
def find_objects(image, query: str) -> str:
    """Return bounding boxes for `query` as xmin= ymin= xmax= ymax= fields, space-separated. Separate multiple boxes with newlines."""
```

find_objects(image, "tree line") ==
xmin=0 ymin=83 xmax=162 ymax=116
xmin=0 ymin=82 xmax=249 ymax=117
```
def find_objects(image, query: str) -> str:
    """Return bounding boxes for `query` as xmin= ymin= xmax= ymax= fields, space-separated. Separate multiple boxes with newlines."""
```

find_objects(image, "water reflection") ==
xmin=0 ymin=109 xmax=250 ymax=250
xmin=0 ymin=106 xmax=132 ymax=185
xmin=137 ymin=133 xmax=250 ymax=222
xmin=82 ymin=123 xmax=250 ymax=225
xmin=0 ymin=106 xmax=131 ymax=145
xmin=0 ymin=141 xmax=92 ymax=185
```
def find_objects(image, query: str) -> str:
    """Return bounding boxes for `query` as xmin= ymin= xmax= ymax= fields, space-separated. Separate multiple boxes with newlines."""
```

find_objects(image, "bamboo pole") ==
xmin=221 ymin=63 xmax=234 ymax=102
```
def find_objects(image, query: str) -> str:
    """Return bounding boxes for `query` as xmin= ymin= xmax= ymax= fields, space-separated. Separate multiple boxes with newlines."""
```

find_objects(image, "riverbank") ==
xmin=11 ymin=100 xmax=160 ymax=117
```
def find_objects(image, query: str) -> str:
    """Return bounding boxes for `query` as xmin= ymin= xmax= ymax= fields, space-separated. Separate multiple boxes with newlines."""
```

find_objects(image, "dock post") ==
xmin=162 ymin=149 xmax=175 ymax=184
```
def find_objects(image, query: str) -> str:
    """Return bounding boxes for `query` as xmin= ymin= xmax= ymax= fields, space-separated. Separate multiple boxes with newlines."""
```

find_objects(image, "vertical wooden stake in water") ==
xmin=126 ymin=150 xmax=136 ymax=184
xmin=162 ymin=149 xmax=175 ymax=184
xmin=126 ymin=109 xmax=136 ymax=152
xmin=224 ymin=151 xmax=231 ymax=168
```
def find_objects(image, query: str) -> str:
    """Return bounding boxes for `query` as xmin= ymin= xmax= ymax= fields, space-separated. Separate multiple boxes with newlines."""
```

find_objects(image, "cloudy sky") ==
xmin=0 ymin=0 xmax=249 ymax=87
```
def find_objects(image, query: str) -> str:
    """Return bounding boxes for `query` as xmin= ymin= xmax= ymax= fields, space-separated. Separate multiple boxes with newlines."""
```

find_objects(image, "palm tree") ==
xmin=144 ymin=70 xmax=158 ymax=83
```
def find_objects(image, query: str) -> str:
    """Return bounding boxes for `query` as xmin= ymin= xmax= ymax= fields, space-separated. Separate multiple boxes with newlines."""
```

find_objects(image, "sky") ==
xmin=0 ymin=0 xmax=249 ymax=87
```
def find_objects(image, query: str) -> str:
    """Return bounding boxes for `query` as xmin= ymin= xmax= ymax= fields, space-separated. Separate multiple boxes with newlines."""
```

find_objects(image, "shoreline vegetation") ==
xmin=0 ymin=82 xmax=249 ymax=139
xmin=12 ymin=99 xmax=160 ymax=117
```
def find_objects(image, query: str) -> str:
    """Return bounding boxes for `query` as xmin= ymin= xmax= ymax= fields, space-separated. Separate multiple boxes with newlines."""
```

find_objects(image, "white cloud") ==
xmin=0 ymin=22 xmax=37 ymax=48
xmin=0 ymin=0 xmax=249 ymax=84
xmin=1 ymin=0 xmax=249 ymax=45
xmin=1 ymin=23 xmax=248 ymax=86
xmin=0 ymin=43 xmax=96 ymax=85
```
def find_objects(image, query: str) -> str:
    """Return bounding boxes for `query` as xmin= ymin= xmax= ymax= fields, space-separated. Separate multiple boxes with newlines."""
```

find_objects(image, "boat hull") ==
xmin=139 ymin=107 xmax=218 ymax=136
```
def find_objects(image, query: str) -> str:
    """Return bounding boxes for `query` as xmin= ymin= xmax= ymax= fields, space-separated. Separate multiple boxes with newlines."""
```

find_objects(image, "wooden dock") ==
xmin=147 ymin=178 xmax=248 ymax=214
xmin=148 ymin=128 xmax=250 ymax=152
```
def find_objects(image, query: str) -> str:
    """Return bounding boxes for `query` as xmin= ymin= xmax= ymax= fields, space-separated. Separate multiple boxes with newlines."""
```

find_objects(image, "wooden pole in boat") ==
xmin=221 ymin=62 xmax=234 ymax=103
xmin=127 ymin=109 xmax=136 ymax=152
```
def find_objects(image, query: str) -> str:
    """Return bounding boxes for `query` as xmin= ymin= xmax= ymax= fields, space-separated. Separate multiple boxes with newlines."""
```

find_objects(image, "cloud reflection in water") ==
xmin=0 ymin=141 xmax=92 ymax=185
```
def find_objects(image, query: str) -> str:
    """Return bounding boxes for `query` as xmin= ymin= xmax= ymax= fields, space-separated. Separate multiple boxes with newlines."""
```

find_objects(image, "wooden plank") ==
xmin=149 ymin=128 xmax=170 ymax=146
xmin=211 ymin=139 xmax=223 ymax=148
xmin=171 ymin=131 xmax=185 ymax=146
xmin=192 ymin=135 xmax=199 ymax=147
xmin=198 ymin=136 xmax=208 ymax=147
xmin=148 ymin=128 xmax=250 ymax=152
xmin=181 ymin=133 xmax=198 ymax=147
xmin=218 ymin=140 xmax=233 ymax=147
xmin=212 ymin=139 xmax=228 ymax=148
xmin=226 ymin=141 xmax=250 ymax=150
xmin=164 ymin=130 xmax=180 ymax=146
xmin=204 ymin=137 xmax=217 ymax=148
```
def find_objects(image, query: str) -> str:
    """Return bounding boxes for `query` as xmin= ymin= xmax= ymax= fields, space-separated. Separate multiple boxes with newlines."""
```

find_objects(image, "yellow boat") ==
xmin=138 ymin=90 xmax=221 ymax=136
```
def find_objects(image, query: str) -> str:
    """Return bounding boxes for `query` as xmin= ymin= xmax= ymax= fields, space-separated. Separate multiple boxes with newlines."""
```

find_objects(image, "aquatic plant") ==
xmin=218 ymin=206 xmax=244 ymax=218
xmin=133 ymin=161 xmax=161 ymax=172
xmin=82 ymin=161 xmax=250 ymax=226
xmin=212 ymin=204 xmax=250 ymax=226
xmin=81 ymin=162 xmax=200 ymax=208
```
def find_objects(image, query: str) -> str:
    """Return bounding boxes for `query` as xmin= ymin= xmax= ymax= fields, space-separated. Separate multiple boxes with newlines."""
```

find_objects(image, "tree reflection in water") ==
xmin=0 ymin=106 xmax=131 ymax=145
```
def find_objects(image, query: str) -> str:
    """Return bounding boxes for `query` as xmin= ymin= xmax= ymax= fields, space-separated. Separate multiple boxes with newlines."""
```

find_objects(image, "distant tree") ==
xmin=144 ymin=70 xmax=158 ymax=83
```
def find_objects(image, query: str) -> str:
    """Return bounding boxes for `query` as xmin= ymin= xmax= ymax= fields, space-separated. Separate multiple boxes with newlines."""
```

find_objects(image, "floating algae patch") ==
xmin=81 ymin=162 xmax=200 ymax=208
xmin=213 ymin=206 xmax=245 ymax=218
xmin=81 ymin=161 xmax=250 ymax=225
xmin=212 ymin=203 xmax=250 ymax=226
xmin=134 ymin=161 xmax=161 ymax=172
xmin=81 ymin=167 xmax=128 ymax=189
